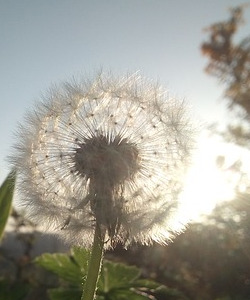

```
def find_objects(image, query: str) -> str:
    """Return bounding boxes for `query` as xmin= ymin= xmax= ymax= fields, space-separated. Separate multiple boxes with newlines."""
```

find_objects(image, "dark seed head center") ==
xmin=74 ymin=134 xmax=140 ymax=185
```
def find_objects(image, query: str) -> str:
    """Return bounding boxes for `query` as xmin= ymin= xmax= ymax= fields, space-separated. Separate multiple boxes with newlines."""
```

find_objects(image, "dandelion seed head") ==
xmin=11 ymin=72 xmax=195 ymax=249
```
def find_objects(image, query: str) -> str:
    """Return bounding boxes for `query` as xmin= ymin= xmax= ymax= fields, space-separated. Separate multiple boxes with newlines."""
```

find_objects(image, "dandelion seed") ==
xmin=11 ymin=72 xmax=194 ymax=249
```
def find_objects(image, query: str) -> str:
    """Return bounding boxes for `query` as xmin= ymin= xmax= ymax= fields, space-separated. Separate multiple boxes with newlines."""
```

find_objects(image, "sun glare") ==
xmin=179 ymin=135 xmax=236 ymax=223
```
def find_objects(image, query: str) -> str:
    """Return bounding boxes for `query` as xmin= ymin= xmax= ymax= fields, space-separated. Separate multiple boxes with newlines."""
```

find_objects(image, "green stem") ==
xmin=81 ymin=224 xmax=105 ymax=300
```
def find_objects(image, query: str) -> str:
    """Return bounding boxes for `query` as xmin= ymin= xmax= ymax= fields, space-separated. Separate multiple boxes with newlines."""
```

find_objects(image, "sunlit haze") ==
xmin=179 ymin=135 xmax=236 ymax=222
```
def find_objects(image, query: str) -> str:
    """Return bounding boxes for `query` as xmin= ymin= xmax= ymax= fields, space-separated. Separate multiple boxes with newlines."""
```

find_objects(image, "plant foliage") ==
xmin=35 ymin=247 xmax=183 ymax=300
xmin=0 ymin=172 xmax=15 ymax=241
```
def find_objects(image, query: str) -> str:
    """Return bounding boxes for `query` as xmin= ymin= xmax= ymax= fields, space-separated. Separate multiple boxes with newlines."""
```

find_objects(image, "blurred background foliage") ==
xmin=111 ymin=195 xmax=250 ymax=300
xmin=1 ymin=4 xmax=250 ymax=300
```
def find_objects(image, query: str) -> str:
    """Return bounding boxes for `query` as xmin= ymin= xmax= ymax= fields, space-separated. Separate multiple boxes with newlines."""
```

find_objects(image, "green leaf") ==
xmin=0 ymin=172 xmax=15 ymax=241
xmin=48 ymin=288 xmax=81 ymax=300
xmin=36 ymin=249 xmax=178 ymax=300
xmin=98 ymin=261 xmax=176 ymax=300
xmin=107 ymin=289 xmax=153 ymax=300
xmin=98 ymin=261 xmax=141 ymax=293
xmin=132 ymin=279 xmax=163 ymax=289
xmin=153 ymin=285 xmax=189 ymax=300
xmin=133 ymin=282 xmax=189 ymax=300
xmin=35 ymin=252 xmax=83 ymax=285
xmin=71 ymin=246 xmax=90 ymax=275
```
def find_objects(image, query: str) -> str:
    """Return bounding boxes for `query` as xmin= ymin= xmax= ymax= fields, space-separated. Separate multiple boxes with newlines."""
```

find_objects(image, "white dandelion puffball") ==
xmin=12 ymin=73 xmax=194 ymax=249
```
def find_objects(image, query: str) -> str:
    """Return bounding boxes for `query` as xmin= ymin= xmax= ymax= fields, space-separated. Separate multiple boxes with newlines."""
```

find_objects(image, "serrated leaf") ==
xmin=132 ymin=279 xmax=162 ymax=289
xmin=98 ymin=261 xmax=140 ymax=293
xmin=0 ymin=172 xmax=15 ymax=241
xmin=153 ymin=285 xmax=189 ymax=299
xmin=48 ymin=288 xmax=81 ymax=300
xmin=35 ymin=252 xmax=83 ymax=285
xmin=71 ymin=246 xmax=90 ymax=274
xmin=107 ymin=288 xmax=154 ymax=300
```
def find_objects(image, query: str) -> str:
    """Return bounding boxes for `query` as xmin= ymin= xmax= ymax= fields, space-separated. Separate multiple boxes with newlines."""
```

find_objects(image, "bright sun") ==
xmin=178 ymin=135 xmax=236 ymax=223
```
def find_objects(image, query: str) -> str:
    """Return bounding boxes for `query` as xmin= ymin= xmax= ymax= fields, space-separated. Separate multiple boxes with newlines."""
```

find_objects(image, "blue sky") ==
xmin=1 ymin=0 xmax=250 ymax=184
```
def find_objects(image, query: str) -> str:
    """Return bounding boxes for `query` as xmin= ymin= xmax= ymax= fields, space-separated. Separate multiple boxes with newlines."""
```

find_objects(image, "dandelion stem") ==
xmin=81 ymin=224 xmax=105 ymax=300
